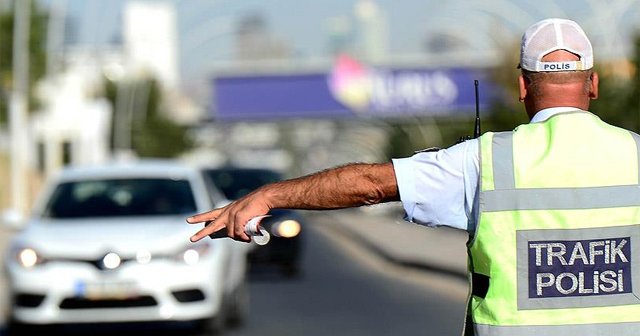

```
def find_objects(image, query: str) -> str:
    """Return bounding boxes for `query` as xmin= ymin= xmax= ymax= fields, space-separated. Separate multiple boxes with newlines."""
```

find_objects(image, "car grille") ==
xmin=49 ymin=256 xmax=172 ymax=270
xmin=77 ymin=258 xmax=135 ymax=270
xmin=59 ymin=296 xmax=158 ymax=309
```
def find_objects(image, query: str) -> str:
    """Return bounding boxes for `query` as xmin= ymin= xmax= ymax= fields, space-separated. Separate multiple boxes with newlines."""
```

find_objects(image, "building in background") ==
xmin=324 ymin=0 xmax=389 ymax=63
xmin=31 ymin=47 xmax=120 ymax=179
xmin=234 ymin=13 xmax=290 ymax=61
xmin=353 ymin=0 xmax=389 ymax=63
xmin=5 ymin=0 xmax=638 ymax=210
xmin=25 ymin=0 xmax=192 ymax=182
xmin=123 ymin=1 xmax=179 ymax=89
xmin=123 ymin=1 xmax=201 ymax=125
xmin=326 ymin=15 xmax=353 ymax=57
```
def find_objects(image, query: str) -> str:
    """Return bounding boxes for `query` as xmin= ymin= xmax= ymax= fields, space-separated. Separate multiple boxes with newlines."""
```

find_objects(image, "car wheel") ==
xmin=195 ymin=294 xmax=227 ymax=335
xmin=226 ymin=277 xmax=249 ymax=328
xmin=197 ymin=311 xmax=226 ymax=335
xmin=210 ymin=314 xmax=227 ymax=335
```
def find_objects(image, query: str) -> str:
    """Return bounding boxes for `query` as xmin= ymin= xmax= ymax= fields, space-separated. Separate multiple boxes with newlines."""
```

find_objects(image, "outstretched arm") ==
xmin=187 ymin=162 xmax=399 ymax=242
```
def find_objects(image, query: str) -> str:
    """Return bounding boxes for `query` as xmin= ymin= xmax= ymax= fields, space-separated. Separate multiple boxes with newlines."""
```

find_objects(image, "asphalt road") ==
xmin=225 ymin=216 xmax=468 ymax=336
xmin=0 ymin=213 xmax=468 ymax=336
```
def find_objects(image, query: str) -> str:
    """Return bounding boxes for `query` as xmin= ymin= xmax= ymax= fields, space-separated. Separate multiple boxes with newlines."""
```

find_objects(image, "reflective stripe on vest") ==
xmin=482 ymin=131 xmax=640 ymax=211
xmin=474 ymin=321 xmax=640 ymax=336
xmin=469 ymin=112 xmax=640 ymax=335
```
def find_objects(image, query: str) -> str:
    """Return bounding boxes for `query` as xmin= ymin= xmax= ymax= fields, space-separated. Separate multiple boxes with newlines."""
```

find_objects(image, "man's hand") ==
xmin=187 ymin=162 xmax=398 ymax=243
xmin=186 ymin=190 xmax=271 ymax=243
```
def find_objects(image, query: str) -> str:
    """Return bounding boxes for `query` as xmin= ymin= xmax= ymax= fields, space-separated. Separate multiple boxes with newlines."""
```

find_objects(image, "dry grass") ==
xmin=0 ymin=152 xmax=8 ymax=210
xmin=0 ymin=151 xmax=45 ymax=212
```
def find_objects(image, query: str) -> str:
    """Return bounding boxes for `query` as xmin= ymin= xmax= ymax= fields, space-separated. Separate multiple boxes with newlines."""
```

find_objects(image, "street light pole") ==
xmin=9 ymin=0 xmax=31 ymax=215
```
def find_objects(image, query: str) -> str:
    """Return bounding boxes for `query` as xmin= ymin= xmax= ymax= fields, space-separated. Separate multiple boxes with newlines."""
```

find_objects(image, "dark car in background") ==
xmin=202 ymin=167 xmax=305 ymax=277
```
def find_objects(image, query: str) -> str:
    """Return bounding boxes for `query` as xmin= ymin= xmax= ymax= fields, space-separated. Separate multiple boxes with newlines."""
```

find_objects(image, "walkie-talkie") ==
xmin=458 ymin=79 xmax=481 ymax=143
xmin=473 ymin=79 xmax=481 ymax=138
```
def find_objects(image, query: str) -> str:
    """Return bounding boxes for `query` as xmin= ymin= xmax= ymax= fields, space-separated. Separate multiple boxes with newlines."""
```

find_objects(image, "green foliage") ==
xmin=590 ymin=69 xmax=634 ymax=130
xmin=384 ymin=116 xmax=463 ymax=159
xmin=0 ymin=12 xmax=12 ymax=125
xmin=592 ymin=35 xmax=640 ymax=133
xmin=481 ymin=99 xmax=528 ymax=133
xmin=0 ymin=0 xmax=47 ymax=125
xmin=385 ymin=123 xmax=418 ymax=158
xmin=104 ymin=78 xmax=193 ymax=158
xmin=483 ymin=40 xmax=530 ymax=133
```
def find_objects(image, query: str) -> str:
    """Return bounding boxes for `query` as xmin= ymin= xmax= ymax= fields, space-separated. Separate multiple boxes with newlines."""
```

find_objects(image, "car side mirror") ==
xmin=2 ymin=208 xmax=26 ymax=230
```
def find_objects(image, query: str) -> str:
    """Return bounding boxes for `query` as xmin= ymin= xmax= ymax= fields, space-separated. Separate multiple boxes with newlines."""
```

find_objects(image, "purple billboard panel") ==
xmin=212 ymin=56 xmax=495 ymax=121
xmin=214 ymin=74 xmax=349 ymax=121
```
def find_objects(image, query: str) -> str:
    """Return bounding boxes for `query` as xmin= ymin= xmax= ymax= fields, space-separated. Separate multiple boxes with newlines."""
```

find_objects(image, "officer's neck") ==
xmin=525 ymin=92 xmax=591 ymax=121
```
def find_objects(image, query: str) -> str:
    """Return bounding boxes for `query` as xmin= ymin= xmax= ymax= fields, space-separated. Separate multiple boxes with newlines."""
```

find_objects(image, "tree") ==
xmin=104 ymin=77 xmax=193 ymax=158
xmin=627 ymin=35 xmax=640 ymax=132
xmin=483 ymin=40 xmax=529 ymax=132
xmin=591 ymin=34 xmax=640 ymax=133
xmin=0 ymin=0 xmax=47 ymax=125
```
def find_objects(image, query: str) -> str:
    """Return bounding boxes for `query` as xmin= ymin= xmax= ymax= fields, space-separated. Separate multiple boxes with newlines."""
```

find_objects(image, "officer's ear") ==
xmin=589 ymin=71 xmax=599 ymax=100
xmin=518 ymin=74 xmax=528 ymax=102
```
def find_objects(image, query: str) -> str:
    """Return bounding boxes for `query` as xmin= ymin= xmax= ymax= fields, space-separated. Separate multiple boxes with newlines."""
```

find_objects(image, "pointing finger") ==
xmin=186 ymin=208 xmax=223 ymax=224
xmin=190 ymin=221 xmax=226 ymax=242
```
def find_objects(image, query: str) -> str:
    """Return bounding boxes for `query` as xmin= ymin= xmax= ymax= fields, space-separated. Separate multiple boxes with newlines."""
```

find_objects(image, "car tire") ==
xmin=197 ymin=312 xmax=226 ymax=335
xmin=210 ymin=314 xmax=227 ymax=335
xmin=195 ymin=293 xmax=227 ymax=335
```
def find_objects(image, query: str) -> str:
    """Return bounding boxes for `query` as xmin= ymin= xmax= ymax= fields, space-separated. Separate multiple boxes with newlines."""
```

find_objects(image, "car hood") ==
xmin=12 ymin=216 xmax=200 ymax=259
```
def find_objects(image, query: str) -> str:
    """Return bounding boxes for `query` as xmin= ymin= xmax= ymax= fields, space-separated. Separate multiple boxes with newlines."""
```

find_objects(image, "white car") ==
xmin=3 ymin=160 xmax=249 ymax=332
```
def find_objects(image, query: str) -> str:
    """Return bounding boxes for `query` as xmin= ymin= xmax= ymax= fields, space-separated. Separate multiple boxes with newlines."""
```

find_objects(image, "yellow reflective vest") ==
xmin=468 ymin=111 xmax=640 ymax=336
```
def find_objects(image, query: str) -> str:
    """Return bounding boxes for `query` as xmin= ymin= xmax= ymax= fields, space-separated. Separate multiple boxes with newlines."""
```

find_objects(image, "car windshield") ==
xmin=42 ymin=178 xmax=197 ymax=218
xmin=204 ymin=169 xmax=282 ymax=200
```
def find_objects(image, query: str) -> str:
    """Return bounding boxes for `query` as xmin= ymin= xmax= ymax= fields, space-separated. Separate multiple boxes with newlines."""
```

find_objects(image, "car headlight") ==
xmin=273 ymin=219 xmax=301 ymax=238
xmin=101 ymin=252 xmax=122 ymax=270
xmin=175 ymin=242 xmax=211 ymax=265
xmin=14 ymin=247 xmax=46 ymax=268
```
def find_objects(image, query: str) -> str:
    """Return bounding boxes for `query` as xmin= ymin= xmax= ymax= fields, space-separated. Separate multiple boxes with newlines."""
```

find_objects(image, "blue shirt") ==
xmin=392 ymin=107 xmax=581 ymax=233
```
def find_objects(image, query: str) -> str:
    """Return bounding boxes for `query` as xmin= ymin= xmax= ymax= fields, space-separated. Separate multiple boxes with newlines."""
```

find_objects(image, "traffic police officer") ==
xmin=188 ymin=18 xmax=640 ymax=335
xmin=467 ymin=18 xmax=640 ymax=335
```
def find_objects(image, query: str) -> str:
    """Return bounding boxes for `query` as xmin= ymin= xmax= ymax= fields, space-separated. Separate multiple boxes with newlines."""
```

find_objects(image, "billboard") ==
xmin=212 ymin=55 xmax=495 ymax=121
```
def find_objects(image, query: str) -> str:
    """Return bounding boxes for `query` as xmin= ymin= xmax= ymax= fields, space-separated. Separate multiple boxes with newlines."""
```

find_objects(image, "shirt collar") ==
xmin=530 ymin=107 xmax=584 ymax=123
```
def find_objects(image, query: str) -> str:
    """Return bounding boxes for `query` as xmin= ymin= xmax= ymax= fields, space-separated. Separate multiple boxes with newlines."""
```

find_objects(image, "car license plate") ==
xmin=75 ymin=280 xmax=138 ymax=300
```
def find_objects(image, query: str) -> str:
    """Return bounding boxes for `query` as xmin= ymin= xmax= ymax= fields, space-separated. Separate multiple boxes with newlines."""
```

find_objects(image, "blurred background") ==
xmin=0 ymin=0 xmax=639 ymax=335
xmin=1 ymin=0 xmax=640 ymax=211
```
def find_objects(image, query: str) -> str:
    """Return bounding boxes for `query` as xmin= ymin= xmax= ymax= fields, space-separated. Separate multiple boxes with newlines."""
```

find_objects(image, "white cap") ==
xmin=520 ymin=18 xmax=593 ymax=72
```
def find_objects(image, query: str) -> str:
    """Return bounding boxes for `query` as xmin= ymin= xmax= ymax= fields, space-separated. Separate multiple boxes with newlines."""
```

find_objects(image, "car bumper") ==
xmin=6 ymin=257 xmax=225 ymax=325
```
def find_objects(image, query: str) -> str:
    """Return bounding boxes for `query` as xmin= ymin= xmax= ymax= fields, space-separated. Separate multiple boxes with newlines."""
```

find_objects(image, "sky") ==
xmin=36 ymin=0 xmax=640 ymax=94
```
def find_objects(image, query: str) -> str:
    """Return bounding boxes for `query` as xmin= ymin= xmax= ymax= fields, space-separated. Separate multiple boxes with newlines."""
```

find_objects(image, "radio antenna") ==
xmin=473 ymin=80 xmax=481 ymax=138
